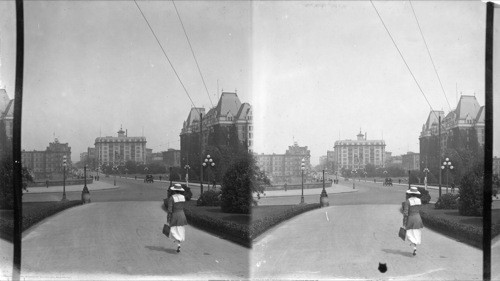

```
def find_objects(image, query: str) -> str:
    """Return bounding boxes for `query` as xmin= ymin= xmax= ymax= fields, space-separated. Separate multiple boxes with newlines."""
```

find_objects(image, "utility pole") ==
xmin=484 ymin=3 xmax=494 ymax=280
xmin=199 ymin=112 xmax=204 ymax=195
xmin=438 ymin=115 xmax=442 ymax=198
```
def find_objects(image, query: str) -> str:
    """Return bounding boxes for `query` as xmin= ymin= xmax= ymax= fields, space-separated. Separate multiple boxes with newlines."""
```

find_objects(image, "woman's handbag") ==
xmin=163 ymin=224 xmax=170 ymax=237
xmin=398 ymin=227 xmax=406 ymax=241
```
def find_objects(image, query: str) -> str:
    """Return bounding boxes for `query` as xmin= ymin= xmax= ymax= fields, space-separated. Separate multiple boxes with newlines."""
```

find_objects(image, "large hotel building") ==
xmin=333 ymin=132 xmax=386 ymax=172
xmin=94 ymin=127 xmax=147 ymax=165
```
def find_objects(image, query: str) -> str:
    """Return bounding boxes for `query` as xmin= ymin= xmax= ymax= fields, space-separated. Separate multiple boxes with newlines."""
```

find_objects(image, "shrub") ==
xmin=220 ymin=154 xmax=253 ymax=214
xmin=417 ymin=187 xmax=431 ymax=204
xmin=196 ymin=189 xmax=221 ymax=206
xmin=435 ymin=193 xmax=459 ymax=209
xmin=458 ymin=165 xmax=483 ymax=216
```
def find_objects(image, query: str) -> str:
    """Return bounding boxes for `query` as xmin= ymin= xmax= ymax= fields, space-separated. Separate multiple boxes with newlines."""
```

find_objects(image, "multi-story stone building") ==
xmin=21 ymin=138 xmax=72 ymax=179
xmin=255 ymin=142 xmax=311 ymax=184
xmin=95 ymin=127 xmax=147 ymax=166
xmin=163 ymin=149 xmax=181 ymax=168
xmin=180 ymin=92 xmax=252 ymax=178
xmin=494 ymin=156 xmax=500 ymax=178
xmin=333 ymin=131 xmax=386 ymax=172
xmin=402 ymin=152 xmax=420 ymax=171
xmin=419 ymin=95 xmax=484 ymax=177
xmin=0 ymin=88 xmax=13 ymax=160
xmin=80 ymin=152 xmax=88 ymax=162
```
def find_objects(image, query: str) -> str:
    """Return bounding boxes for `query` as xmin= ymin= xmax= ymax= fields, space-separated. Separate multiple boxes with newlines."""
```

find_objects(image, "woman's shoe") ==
xmin=177 ymin=246 xmax=181 ymax=253
xmin=412 ymin=249 xmax=417 ymax=256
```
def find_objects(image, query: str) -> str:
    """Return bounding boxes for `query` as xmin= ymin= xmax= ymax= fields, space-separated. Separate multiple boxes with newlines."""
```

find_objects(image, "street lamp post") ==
xmin=203 ymin=155 xmax=216 ymax=190
xmin=352 ymin=170 xmax=357 ymax=189
xmin=423 ymin=167 xmax=430 ymax=190
xmin=113 ymin=166 xmax=118 ymax=186
xmin=184 ymin=164 xmax=191 ymax=187
xmin=363 ymin=171 xmax=367 ymax=182
xmin=441 ymin=158 xmax=454 ymax=194
xmin=82 ymin=164 xmax=90 ymax=203
xmin=320 ymin=168 xmax=329 ymax=207
xmin=300 ymin=158 xmax=305 ymax=204
xmin=62 ymin=155 xmax=67 ymax=201
xmin=169 ymin=166 xmax=173 ymax=187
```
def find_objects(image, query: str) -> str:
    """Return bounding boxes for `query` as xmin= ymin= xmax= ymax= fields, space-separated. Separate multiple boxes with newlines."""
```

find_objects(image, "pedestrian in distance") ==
xmin=284 ymin=183 xmax=287 ymax=192
xmin=46 ymin=180 xmax=49 ymax=188
xmin=402 ymin=186 xmax=424 ymax=256
xmin=167 ymin=183 xmax=187 ymax=253
xmin=451 ymin=183 xmax=455 ymax=194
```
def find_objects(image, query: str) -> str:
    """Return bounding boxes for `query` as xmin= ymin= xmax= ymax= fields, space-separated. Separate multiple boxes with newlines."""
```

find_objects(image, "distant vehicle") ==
xmin=144 ymin=174 xmax=154 ymax=183
xmin=383 ymin=178 xmax=393 ymax=186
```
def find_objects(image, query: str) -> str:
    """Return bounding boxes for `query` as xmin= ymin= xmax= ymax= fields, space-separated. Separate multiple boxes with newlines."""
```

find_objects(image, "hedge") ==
xmin=420 ymin=205 xmax=483 ymax=249
xmin=0 ymin=200 xmax=82 ymax=242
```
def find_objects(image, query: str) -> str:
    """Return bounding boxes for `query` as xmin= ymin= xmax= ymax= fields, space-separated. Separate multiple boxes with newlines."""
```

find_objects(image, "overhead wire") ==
xmin=370 ymin=0 xmax=439 ymax=120
xmin=409 ymin=0 xmax=452 ymax=112
xmin=133 ymin=0 xmax=201 ymax=115
xmin=172 ymin=0 xmax=214 ymax=108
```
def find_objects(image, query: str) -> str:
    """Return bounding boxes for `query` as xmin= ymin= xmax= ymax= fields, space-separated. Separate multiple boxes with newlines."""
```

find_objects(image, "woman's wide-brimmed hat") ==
xmin=406 ymin=186 xmax=421 ymax=195
xmin=170 ymin=183 xmax=185 ymax=192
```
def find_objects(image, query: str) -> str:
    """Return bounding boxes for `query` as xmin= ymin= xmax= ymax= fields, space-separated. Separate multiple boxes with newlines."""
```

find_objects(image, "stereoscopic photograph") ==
xmin=0 ymin=1 xmax=499 ymax=280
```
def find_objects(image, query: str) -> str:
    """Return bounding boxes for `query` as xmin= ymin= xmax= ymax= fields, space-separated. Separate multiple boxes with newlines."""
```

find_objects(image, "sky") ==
xmin=0 ymin=1 xmax=499 ymax=164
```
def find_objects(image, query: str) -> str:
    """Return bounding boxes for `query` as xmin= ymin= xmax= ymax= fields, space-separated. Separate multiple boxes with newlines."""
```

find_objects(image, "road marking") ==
xmin=325 ymin=211 xmax=330 ymax=221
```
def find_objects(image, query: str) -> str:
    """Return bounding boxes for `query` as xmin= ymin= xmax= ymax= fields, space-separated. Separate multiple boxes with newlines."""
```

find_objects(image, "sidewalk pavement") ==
xmin=1 ymin=201 xmax=249 ymax=280
xmin=252 ymin=204 xmax=495 ymax=280
xmin=23 ymin=180 xmax=118 ymax=194
xmin=254 ymin=184 xmax=357 ymax=198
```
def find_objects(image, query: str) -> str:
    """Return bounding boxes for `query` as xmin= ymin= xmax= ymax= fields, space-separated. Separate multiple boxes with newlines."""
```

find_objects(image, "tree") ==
xmin=220 ymin=151 xmax=268 ymax=213
xmin=0 ymin=155 xmax=34 ymax=209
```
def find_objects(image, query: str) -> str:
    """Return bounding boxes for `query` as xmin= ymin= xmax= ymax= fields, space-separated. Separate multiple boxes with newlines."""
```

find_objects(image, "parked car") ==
xmin=383 ymin=178 xmax=393 ymax=186
xmin=144 ymin=174 xmax=154 ymax=183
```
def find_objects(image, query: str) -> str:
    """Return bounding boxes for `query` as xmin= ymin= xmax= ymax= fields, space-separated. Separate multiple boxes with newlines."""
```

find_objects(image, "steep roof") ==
xmin=455 ymin=95 xmax=481 ymax=121
xmin=184 ymin=107 xmax=205 ymax=128
xmin=236 ymin=103 xmax=251 ymax=119
xmin=0 ymin=88 xmax=12 ymax=115
xmin=424 ymin=110 xmax=445 ymax=130
xmin=475 ymin=106 xmax=485 ymax=124
xmin=215 ymin=92 xmax=242 ymax=118
xmin=1 ymin=100 xmax=14 ymax=119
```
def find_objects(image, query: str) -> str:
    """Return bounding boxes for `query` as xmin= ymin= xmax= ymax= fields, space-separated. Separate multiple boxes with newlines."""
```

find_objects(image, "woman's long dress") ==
xmin=168 ymin=194 xmax=187 ymax=242
xmin=403 ymin=197 xmax=424 ymax=245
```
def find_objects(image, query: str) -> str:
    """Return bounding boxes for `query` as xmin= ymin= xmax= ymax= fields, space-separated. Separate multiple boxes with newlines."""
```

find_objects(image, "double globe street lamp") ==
xmin=184 ymin=164 xmax=191 ymax=187
xmin=300 ymin=158 xmax=305 ymax=204
xmin=423 ymin=167 xmax=430 ymax=190
xmin=441 ymin=158 xmax=453 ymax=193
xmin=203 ymin=155 xmax=216 ymax=191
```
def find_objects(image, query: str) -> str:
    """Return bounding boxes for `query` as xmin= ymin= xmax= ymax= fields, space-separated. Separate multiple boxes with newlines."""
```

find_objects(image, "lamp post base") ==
xmin=61 ymin=194 xmax=68 ymax=202
xmin=300 ymin=196 xmax=305 ymax=204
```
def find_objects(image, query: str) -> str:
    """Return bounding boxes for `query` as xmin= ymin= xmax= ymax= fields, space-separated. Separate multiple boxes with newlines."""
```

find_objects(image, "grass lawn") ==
xmin=0 ymin=200 xmax=82 ymax=242
xmin=181 ymin=201 xmax=320 ymax=248
xmin=420 ymin=203 xmax=500 ymax=249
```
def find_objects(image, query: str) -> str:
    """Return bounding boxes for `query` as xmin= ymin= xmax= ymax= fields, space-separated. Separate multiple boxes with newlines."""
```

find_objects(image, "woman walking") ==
xmin=167 ymin=184 xmax=187 ymax=253
xmin=403 ymin=186 xmax=424 ymax=256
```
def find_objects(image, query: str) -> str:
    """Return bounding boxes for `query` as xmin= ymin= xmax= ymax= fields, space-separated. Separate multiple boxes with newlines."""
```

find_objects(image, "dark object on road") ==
xmin=162 ymin=224 xmax=170 ymax=237
xmin=398 ymin=227 xmax=406 ymax=240
xmin=383 ymin=178 xmax=392 ymax=186
xmin=144 ymin=174 xmax=154 ymax=183
xmin=378 ymin=263 xmax=387 ymax=273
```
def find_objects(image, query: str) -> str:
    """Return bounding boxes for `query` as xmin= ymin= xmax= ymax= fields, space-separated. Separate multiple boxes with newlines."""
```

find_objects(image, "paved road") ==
xmin=2 ymin=201 xmax=249 ymax=280
xmin=255 ymin=179 xmax=442 ymax=206
xmin=251 ymin=205 xmax=483 ymax=280
xmin=22 ymin=177 xmax=204 ymax=203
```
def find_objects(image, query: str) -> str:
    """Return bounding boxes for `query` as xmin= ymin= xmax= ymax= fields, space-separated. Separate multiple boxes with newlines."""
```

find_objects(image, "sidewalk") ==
xmin=23 ymin=180 xmax=118 ymax=194
xmin=251 ymin=204 xmax=487 ymax=280
xmin=254 ymin=184 xmax=357 ymax=198
xmin=0 ymin=201 xmax=249 ymax=280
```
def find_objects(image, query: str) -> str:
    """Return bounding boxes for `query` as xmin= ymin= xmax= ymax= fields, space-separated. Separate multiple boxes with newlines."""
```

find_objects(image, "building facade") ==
xmin=163 ymin=149 xmax=181 ymax=168
xmin=333 ymin=131 xmax=386 ymax=172
xmin=402 ymin=152 xmax=420 ymax=171
xmin=255 ymin=142 xmax=311 ymax=184
xmin=21 ymin=138 xmax=72 ymax=179
xmin=95 ymin=127 xmax=147 ymax=166
xmin=493 ymin=157 xmax=500 ymax=178
xmin=180 ymin=92 xmax=252 ymax=178
xmin=0 ymin=88 xmax=13 ymax=160
xmin=419 ymin=95 xmax=484 ymax=177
